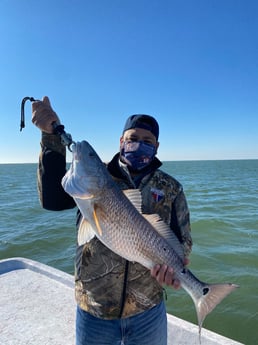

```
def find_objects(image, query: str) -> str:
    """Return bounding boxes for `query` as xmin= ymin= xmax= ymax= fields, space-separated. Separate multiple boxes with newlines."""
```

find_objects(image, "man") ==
xmin=32 ymin=96 xmax=192 ymax=345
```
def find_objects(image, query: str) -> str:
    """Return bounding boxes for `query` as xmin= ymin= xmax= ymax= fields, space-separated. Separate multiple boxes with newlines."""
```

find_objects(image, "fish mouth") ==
xmin=71 ymin=141 xmax=84 ymax=162
xmin=62 ymin=141 xmax=104 ymax=199
xmin=73 ymin=141 xmax=100 ymax=164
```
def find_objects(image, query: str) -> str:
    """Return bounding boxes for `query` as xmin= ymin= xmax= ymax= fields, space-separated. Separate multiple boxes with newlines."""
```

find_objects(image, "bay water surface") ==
xmin=0 ymin=160 xmax=257 ymax=345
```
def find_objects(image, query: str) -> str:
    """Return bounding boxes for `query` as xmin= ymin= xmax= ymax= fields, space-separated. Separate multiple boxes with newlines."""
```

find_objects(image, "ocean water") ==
xmin=0 ymin=160 xmax=257 ymax=345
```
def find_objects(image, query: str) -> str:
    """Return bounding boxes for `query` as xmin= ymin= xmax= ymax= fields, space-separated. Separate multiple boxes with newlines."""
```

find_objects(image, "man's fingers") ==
xmin=151 ymin=264 xmax=173 ymax=285
xmin=156 ymin=264 xmax=167 ymax=285
xmin=151 ymin=264 xmax=182 ymax=289
xmin=151 ymin=264 xmax=160 ymax=278
xmin=42 ymin=96 xmax=51 ymax=108
xmin=31 ymin=96 xmax=60 ymax=133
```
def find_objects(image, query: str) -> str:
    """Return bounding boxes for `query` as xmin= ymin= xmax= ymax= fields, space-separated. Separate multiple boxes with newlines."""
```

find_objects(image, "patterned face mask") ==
xmin=120 ymin=140 xmax=156 ymax=171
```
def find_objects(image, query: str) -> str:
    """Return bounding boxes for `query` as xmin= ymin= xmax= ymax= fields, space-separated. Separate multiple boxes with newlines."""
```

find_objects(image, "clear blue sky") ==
xmin=0 ymin=0 xmax=257 ymax=163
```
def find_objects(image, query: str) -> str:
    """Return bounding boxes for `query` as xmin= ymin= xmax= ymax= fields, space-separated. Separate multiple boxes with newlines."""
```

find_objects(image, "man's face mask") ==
xmin=120 ymin=140 xmax=156 ymax=171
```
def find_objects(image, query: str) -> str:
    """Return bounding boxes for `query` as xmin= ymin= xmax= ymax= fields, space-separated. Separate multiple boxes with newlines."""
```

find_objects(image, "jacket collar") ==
xmin=107 ymin=152 xmax=162 ymax=187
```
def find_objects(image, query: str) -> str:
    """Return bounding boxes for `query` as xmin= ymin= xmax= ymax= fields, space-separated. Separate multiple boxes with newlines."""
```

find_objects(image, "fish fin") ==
xmin=194 ymin=283 xmax=239 ymax=336
xmin=123 ymin=189 xmax=142 ymax=213
xmin=143 ymin=214 xmax=185 ymax=262
xmin=93 ymin=204 xmax=103 ymax=236
xmin=78 ymin=218 xmax=96 ymax=245
xmin=123 ymin=189 xmax=185 ymax=262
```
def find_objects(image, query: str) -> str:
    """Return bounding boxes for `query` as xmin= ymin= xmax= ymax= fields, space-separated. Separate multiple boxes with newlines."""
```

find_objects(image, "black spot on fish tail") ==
xmin=203 ymin=287 xmax=209 ymax=295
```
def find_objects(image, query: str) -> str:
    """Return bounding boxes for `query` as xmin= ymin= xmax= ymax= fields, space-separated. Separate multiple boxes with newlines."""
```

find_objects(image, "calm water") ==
xmin=0 ymin=160 xmax=257 ymax=345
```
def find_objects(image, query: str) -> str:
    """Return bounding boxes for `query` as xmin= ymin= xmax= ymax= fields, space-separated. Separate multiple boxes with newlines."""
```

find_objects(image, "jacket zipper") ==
xmin=119 ymin=260 xmax=129 ymax=318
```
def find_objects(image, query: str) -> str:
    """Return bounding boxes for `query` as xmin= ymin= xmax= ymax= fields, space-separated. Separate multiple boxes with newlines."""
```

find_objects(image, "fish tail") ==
xmin=195 ymin=283 xmax=239 ymax=336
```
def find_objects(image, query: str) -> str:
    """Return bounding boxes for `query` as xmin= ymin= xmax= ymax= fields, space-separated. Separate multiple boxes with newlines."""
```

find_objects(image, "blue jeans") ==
xmin=76 ymin=301 xmax=167 ymax=345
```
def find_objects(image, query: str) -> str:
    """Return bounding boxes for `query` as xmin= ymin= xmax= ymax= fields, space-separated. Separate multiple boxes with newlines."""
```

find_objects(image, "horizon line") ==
xmin=1 ymin=157 xmax=257 ymax=165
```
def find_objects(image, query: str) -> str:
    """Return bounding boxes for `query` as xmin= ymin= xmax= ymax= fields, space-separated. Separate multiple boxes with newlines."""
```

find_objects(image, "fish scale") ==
xmin=94 ymin=189 xmax=177 ymax=267
xmin=62 ymin=140 xmax=239 ymax=339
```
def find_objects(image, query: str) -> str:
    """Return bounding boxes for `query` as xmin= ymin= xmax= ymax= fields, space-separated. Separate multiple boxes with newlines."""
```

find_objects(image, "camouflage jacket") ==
xmin=37 ymin=132 xmax=192 ymax=319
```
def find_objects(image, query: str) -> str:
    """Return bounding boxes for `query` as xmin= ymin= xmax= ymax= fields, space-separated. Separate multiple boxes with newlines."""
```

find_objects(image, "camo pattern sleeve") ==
xmin=170 ymin=187 xmax=193 ymax=257
xmin=37 ymin=132 xmax=76 ymax=211
xmin=41 ymin=131 xmax=66 ymax=156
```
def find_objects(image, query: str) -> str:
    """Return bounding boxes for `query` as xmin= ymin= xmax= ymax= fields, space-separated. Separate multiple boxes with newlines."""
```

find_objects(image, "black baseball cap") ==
xmin=123 ymin=114 xmax=159 ymax=140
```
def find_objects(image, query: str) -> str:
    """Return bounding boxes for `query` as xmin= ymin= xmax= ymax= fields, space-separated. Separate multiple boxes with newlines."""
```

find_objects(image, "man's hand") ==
xmin=151 ymin=258 xmax=190 ymax=289
xmin=32 ymin=96 xmax=60 ymax=133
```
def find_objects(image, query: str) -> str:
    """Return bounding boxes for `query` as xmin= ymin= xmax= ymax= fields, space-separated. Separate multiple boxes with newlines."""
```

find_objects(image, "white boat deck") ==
xmin=0 ymin=257 xmax=243 ymax=345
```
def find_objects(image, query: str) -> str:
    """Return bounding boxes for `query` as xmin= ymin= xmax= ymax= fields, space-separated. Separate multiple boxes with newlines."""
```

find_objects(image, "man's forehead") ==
xmin=123 ymin=128 xmax=156 ymax=140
